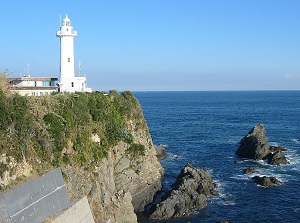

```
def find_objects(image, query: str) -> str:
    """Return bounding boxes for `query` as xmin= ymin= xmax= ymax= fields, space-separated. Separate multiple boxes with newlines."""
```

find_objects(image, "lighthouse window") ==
xmin=71 ymin=82 xmax=74 ymax=87
xmin=68 ymin=58 xmax=70 ymax=62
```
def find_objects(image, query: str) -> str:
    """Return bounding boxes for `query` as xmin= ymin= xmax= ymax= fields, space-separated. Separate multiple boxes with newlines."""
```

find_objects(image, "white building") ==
xmin=56 ymin=15 xmax=92 ymax=93
xmin=8 ymin=15 xmax=91 ymax=96
xmin=8 ymin=76 xmax=58 ymax=96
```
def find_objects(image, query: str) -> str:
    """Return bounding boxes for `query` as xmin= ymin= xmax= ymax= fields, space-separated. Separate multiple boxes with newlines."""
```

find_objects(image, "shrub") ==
xmin=127 ymin=143 xmax=145 ymax=157
xmin=0 ymin=74 xmax=147 ymax=176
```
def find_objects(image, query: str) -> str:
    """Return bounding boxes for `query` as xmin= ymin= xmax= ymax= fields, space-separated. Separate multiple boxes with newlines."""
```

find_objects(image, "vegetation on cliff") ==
xmin=0 ymin=73 xmax=147 ymax=191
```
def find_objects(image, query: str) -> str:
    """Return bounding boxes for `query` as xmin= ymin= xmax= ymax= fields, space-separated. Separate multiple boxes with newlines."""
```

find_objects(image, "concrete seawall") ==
xmin=50 ymin=196 xmax=95 ymax=223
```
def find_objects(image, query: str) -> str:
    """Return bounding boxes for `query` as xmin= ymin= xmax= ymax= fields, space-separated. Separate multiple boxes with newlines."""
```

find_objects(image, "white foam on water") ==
xmin=230 ymin=174 xmax=252 ymax=181
xmin=290 ymin=166 xmax=300 ymax=173
xmin=236 ymin=158 xmax=268 ymax=166
xmin=252 ymin=162 xmax=294 ymax=180
xmin=206 ymin=167 xmax=214 ymax=173
xmin=293 ymin=208 xmax=300 ymax=213
xmin=235 ymin=147 xmax=300 ymax=180
xmin=213 ymin=179 xmax=224 ymax=190
xmin=212 ymin=179 xmax=236 ymax=206
xmin=165 ymin=153 xmax=186 ymax=161
xmin=269 ymin=141 xmax=281 ymax=147
xmin=173 ymin=154 xmax=185 ymax=160
xmin=291 ymin=138 xmax=300 ymax=144
xmin=252 ymin=172 xmax=288 ymax=183
xmin=256 ymin=159 xmax=269 ymax=166
xmin=230 ymin=164 xmax=292 ymax=183
xmin=221 ymin=199 xmax=236 ymax=206
xmin=211 ymin=195 xmax=236 ymax=206
xmin=283 ymin=148 xmax=300 ymax=173
xmin=228 ymin=139 xmax=239 ymax=145
xmin=286 ymin=151 xmax=300 ymax=165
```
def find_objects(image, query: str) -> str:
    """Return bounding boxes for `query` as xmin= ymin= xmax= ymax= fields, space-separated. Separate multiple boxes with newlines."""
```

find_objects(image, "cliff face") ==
xmin=0 ymin=76 xmax=163 ymax=223
xmin=61 ymin=121 xmax=163 ymax=222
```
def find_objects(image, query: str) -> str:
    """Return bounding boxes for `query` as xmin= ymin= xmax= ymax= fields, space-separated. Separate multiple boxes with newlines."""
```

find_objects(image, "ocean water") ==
xmin=134 ymin=91 xmax=300 ymax=223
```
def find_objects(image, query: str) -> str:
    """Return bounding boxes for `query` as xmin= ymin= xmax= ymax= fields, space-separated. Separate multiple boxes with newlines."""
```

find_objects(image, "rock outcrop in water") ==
xmin=236 ymin=124 xmax=271 ymax=160
xmin=252 ymin=176 xmax=283 ymax=187
xmin=154 ymin=145 xmax=168 ymax=160
xmin=236 ymin=124 xmax=288 ymax=165
xmin=150 ymin=163 xmax=217 ymax=220
xmin=267 ymin=151 xmax=289 ymax=165
xmin=243 ymin=167 xmax=257 ymax=174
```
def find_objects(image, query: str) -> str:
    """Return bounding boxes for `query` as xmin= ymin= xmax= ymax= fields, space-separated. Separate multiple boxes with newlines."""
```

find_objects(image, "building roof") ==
xmin=8 ymin=77 xmax=58 ymax=81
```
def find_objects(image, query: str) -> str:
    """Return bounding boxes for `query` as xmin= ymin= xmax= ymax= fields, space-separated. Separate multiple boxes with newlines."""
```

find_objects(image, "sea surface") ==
xmin=134 ymin=91 xmax=300 ymax=223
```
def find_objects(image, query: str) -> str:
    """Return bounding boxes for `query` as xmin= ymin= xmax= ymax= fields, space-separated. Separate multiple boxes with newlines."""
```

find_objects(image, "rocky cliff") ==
xmin=0 ymin=74 xmax=163 ymax=223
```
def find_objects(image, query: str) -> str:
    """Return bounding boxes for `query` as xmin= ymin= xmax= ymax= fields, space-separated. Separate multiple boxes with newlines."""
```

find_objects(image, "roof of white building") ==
xmin=8 ymin=77 xmax=58 ymax=81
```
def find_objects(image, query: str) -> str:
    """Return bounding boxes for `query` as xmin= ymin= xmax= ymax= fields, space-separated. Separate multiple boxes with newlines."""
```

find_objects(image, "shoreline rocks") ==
xmin=149 ymin=163 xmax=217 ymax=220
xmin=236 ymin=124 xmax=288 ymax=165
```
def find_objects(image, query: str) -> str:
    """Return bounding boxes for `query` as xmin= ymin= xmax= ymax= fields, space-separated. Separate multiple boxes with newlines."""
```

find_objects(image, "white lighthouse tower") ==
xmin=56 ymin=15 xmax=91 ymax=93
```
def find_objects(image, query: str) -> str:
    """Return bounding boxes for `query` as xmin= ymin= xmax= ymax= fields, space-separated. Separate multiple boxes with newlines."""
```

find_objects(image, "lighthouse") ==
xmin=56 ymin=15 xmax=91 ymax=93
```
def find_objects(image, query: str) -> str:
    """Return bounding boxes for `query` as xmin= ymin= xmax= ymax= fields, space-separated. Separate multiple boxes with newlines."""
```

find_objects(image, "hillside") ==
xmin=0 ymin=73 xmax=163 ymax=222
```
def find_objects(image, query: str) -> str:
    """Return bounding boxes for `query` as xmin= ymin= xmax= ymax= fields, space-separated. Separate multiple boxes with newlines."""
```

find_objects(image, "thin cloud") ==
xmin=285 ymin=74 xmax=300 ymax=80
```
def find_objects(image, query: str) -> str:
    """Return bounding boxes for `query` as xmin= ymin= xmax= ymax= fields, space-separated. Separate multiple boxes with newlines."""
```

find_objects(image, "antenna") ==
xmin=78 ymin=60 xmax=81 ymax=76
xmin=27 ymin=63 xmax=30 ymax=76
xmin=59 ymin=14 xmax=62 ymax=26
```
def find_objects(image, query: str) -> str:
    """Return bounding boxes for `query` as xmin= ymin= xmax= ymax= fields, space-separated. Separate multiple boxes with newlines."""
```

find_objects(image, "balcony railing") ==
xmin=56 ymin=30 xmax=77 ymax=37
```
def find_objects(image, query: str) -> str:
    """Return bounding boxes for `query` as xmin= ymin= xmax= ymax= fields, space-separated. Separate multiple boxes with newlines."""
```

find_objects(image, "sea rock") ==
xmin=269 ymin=145 xmax=287 ymax=153
xmin=267 ymin=151 xmax=289 ymax=165
xmin=150 ymin=164 xmax=217 ymax=220
xmin=236 ymin=125 xmax=289 ymax=166
xmin=243 ymin=167 xmax=257 ymax=174
xmin=236 ymin=124 xmax=271 ymax=160
xmin=154 ymin=145 xmax=168 ymax=160
xmin=252 ymin=176 xmax=283 ymax=187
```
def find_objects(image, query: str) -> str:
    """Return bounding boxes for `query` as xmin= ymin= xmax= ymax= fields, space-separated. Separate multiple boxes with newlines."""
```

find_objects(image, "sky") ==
xmin=1 ymin=0 xmax=300 ymax=91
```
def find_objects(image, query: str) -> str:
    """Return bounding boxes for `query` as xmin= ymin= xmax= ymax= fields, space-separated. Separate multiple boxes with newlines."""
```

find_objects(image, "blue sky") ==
xmin=1 ymin=0 xmax=300 ymax=91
